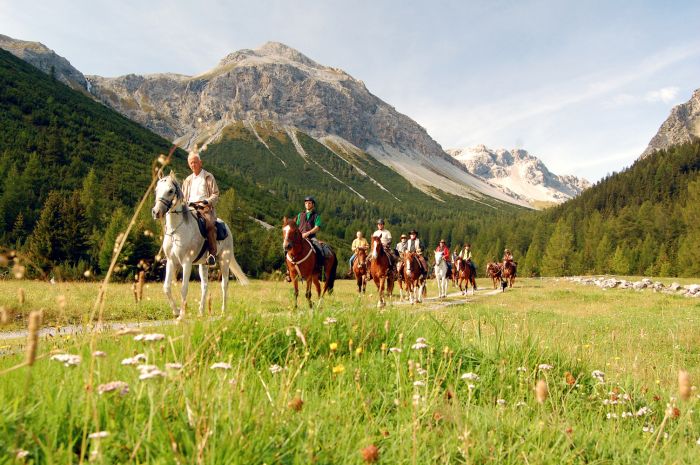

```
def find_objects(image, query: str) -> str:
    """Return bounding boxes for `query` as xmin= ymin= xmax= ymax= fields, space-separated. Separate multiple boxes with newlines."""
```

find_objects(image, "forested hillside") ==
xmin=511 ymin=141 xmax=700 ymax=277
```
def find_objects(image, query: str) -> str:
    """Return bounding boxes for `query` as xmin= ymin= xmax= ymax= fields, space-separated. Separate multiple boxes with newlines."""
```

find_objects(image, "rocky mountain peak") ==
xmin=641 ymin=88 xmax=700 ymax=158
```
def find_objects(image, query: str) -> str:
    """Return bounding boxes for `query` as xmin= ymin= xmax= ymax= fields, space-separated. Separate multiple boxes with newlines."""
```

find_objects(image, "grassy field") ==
xmin=1 ymin=277 xmax=700 ymax=463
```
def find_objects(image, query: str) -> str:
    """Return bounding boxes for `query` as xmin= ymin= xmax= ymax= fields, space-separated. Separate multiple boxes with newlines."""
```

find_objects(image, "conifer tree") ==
xmin=541 ymin=218 xmax=573 ymax=276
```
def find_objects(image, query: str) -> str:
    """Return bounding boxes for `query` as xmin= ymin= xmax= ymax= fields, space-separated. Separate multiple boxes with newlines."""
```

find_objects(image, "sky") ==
xmin=2 ymin=0 xmax=700 ymax=182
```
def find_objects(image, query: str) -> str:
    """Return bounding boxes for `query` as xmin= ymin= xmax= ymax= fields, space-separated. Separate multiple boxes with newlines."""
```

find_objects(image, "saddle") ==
xmin=196 ymin=216 xmax=229 ymax=241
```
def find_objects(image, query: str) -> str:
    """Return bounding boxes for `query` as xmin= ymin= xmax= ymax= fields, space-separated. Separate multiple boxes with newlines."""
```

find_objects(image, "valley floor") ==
xmin=1 ymin=277 xmax=700 ymax=463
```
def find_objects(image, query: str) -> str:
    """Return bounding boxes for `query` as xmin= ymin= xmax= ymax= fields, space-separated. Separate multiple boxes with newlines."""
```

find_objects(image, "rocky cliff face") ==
xmin=447 ymin=144 xmax=590 ymax=205
xmin=0 ymin=34 xmax=87 ymax=91
xmin=641 ymin=88 xmax=700 ymax=158
xmin=83 ymin=42 xmax=524 ymax=204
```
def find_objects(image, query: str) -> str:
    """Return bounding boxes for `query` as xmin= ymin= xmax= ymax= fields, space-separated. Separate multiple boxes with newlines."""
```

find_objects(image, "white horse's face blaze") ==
xmin=372 ymin=238 xmax=378 ymax=259
xmin=282 ymin=224 xmax=291 ymax=252
xmin=152 ymin=178 xmax=177 ymax=219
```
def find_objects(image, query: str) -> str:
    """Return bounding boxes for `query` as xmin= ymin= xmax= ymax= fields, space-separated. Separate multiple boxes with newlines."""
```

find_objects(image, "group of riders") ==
xmin=182 ymin=149 xmax=515 ymax=281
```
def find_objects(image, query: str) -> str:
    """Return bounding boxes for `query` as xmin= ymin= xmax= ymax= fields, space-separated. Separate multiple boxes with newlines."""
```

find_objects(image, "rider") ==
xmin=503 ymin=248 xmax=514 ymax=263
xmin=182 ymin=145 xmax=220 ymax=266
xmin=297 ymin=196 xmax=323 ymax=261
xmin=395 ymin=233 xmax=409 ymax=277
xmin=348 ymin=230 xmax=368 ymax=274
xmin=371 ymin=219 xmax=396 ymax=269
xmin=435 ymin=239 xmax=452 ymax=277
xmin=406 ymin=229 xmax=428 ymax=277
xmin=459 ymin=243 xmax=477 ymax=275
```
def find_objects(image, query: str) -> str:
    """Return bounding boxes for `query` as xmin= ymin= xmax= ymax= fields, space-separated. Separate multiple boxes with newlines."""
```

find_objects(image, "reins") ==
xmin=286 ymin=237 xmax=316 ymax=278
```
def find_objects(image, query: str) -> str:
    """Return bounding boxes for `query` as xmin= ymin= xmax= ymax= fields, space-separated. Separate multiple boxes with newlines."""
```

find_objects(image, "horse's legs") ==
xmin=198 ymin=263 xmax=208 ymax=316
xmin=313 ymin=274 xmax=322 ymax=306
xmin=163 ymin=260 xmax=179 ymax=317
xmin=293 ymin=277 xmax=299 ymax=309
xmin=306 ymin=278 xmax=313 ymax=309
xmin=179 ymin=261 xmax=193 ymax=320
xmin=220 ymin=260 xmax=230 ymax=314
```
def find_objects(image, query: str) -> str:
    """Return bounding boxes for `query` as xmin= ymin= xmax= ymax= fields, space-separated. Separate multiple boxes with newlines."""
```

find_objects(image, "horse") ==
xmin=403 ymin=251 xmax=426 ymax=304
xmin=502 ymin=259 xmax=517 ymax=288
xmin=455 ymin=257 xmax=477 ymax=295
xmin=151 ymin=173 xmax=248 ymax=319
xmin=434 ymin=251 xmax=449 ymax=299
xmin=369 ymin=235 xmax=395 ymax=307
xmin=486 ymin=262 xmax=502 ymax=289
xmin=450 ymin=252 xmax=459 ymax=287
xmin=282 ymin=217 xmax=338 ymax=309
xmin=352 ymin=247 xmax=368 ymax=294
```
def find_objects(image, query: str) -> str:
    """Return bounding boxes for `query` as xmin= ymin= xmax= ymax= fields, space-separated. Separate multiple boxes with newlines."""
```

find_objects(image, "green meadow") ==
xmin=1 ymin=278 xmax=700 ymax=464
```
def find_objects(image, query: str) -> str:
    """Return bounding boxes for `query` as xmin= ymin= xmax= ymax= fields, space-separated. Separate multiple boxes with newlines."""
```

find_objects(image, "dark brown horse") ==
xmin=502 ymin=259 xmax=517 ymax=288
xmin=486 ymin=262 xmax=502 ymax=289
xmin=455 ymin=258 xmax=477 ymax=295
xmin=402 ymin=251 xmax=426 ymax=304
xmin=369 ymin=235 xmax=394 ymax=307
xmin=352 ymin=247 xmax=368 ymax=294
xmin=282 ymin=217 xmax=337 ymax=308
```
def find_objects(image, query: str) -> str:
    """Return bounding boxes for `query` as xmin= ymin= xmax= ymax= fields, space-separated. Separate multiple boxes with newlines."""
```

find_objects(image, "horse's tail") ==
xmin=326 ymin=254 xmax=338 ymax=295
xmin=228 ymin=251 xmax=250 ymax=286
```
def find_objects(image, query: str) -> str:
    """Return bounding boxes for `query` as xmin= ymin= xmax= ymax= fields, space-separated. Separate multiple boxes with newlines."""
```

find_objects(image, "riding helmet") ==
xmin=409 ymin=229 xmax=418 ymax=235
xmin=304 ymin=196 xmax=316 ymax=204
xmin=377 ymin=218 xmax=385 ymax=225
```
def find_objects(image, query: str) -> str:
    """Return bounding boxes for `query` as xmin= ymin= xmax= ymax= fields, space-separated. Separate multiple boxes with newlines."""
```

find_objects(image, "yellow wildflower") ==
xmin=332 ymin=364 xmax=345 ymax=374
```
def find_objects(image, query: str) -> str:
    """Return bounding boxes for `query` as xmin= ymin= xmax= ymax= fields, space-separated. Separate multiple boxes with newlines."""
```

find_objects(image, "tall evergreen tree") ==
xmin=541 ymin=218 xmax=573 ymax=276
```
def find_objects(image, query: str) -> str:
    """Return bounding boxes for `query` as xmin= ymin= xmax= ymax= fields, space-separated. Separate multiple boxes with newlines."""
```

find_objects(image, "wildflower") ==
xmin=516 ymin=366 xmax=528 ymax=373
xmin=381 ymin=343 xmax=387 ymax=351
xmin=361 ymin=444 xmax=379 ymax=463
xmin=591 ymin=370 xmax=606 ymax=383
xmin=467 ymin=384 xmax=476 ymax=391
xmin=88 ymin=431 xmax=110 ymax=439
xmin=496 ymin=399 xmax=506 ymax=406
xmin=355 ymin=347 xmax=363 ymax=356
xmin=565 ymin=372 xmax=576 ymax=386
xmin=166 ymin=362 xmax=183 ymax=370
xmin=210 ymin=362 xmax=232 ymax=370
xmin=92 ymin=351 xmax=107 ymax=358
xmin=679 ymin=370 xmax=692 ymax=401
xmin=417 ymin=368 xmax=427 ymax=376
xmin=121 ymin=354 xmax=147 ymax=365
xmin=50 ymin=353 xmax=81 ymax=367
xmin=329 ymin=342 xmax=338 ymax=351
xmin=442 ymin=346 xmax=450 ymax=354
xmin=412 ymin=393 xmax=424 ymax=406
xmin=515 ymin=401 xmax=527 ymax=407
xmin=270 ymin=364 xmax=283 ymax=374
xmin=411 ymin=339 xmax=429 ymax=350
xmin=134 ymin=333 xmax=165 ymax=342
xmin=461 ymin=372 xmax=480 ymax=381
xmin=413 ymin=380 xmax=426 ymax=387
xmin=323 ymin=317 xmax=337 ymax=325
xmin=643 ymin=425 xmax=655 ymax=433
xmin=415 ymin=337 xmax=427 ymax=344
xmin=332 ymin=364 xmax=345 ymax=374
xmin=535 ymin=380 xmax=548 ymax=404
xmin=138 ymin=366 xmax=165 ymax=380
xmin=97 ymin=381 xmax=129 ymax=396
xmin=16 ymin=450 xmax=29 ymax=459
xmin=389 ymin=347 xmax=402 ymax=353
xmin=636 ymin=406 xmax=652 ymax=416
xmin=288 ymin=396 xmax=304 ymax=411
xmin=538 ymin=364 xmax=553 ymax=371
xmin=696 ymin=437 xmax=700 ymax=445
xmin=606 ymin=413 xmax=618 ymax=420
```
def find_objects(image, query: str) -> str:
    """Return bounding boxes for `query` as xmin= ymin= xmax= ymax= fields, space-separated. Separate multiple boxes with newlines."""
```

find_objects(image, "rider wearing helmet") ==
xmin=406 ymin=229 xmax=428 ymax=277
xmin=435 ymin=239 xmax=452 ymax=277
xmin=370 ymin=219 xmax=396 ymax=269
xmin=297 ymin=196 xmax=323 ymax=257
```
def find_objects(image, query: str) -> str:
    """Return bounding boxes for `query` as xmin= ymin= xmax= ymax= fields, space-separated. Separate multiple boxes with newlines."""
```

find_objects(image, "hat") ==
xmin=439 ymin=239 xmax=446 ymax=243
xmin=377 ymin=218 xmax=385 ymax=225
xmin=304 ymin=196 xmax=316 ymax=204
xmin=409 ymin=229 xmax=418 ymax=235
xmin=400 ymin=234 xmax=408 ymax=239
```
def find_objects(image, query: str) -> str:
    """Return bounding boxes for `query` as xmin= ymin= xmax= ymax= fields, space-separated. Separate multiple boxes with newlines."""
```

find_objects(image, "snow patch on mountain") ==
xmin=447 ymin=145 xmax=590 ymax=207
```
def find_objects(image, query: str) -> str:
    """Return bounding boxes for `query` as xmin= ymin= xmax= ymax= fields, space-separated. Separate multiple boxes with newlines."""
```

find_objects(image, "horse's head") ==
xmin=282 ymin=217 xmax=301 ymax=253
xmin=434 ymin=250 xmax=444 ymax=265
xmin=404 ymin=251 xmax=417 ymax=273
xmin=371 ymin=235 xmax=382 ymax=259
xmin=152 ymin=172 xmax=182 ymax=219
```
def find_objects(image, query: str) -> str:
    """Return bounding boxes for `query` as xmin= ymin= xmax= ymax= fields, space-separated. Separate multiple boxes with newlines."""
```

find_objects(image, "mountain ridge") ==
xmin=641 ymin=88 xmax=700 ymax=158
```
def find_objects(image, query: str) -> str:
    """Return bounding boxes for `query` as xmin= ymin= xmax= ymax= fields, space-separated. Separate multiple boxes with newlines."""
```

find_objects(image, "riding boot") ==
xmin=203 ymin=208 xmax=218 ymax=266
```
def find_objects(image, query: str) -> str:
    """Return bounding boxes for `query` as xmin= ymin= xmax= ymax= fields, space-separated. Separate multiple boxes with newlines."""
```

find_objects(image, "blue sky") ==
xmin=2 ymin=0 xmax=699 ymax=182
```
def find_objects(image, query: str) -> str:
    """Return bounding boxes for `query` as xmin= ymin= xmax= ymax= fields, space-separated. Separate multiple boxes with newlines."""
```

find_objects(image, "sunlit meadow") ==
xmin=2 ymin=277 xmax=700 ymax=463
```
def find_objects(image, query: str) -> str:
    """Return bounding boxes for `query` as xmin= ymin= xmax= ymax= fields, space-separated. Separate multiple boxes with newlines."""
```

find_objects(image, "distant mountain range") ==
xmin=641 ymin=88 xmax=700 ymax=159
xmin=0 ymin=34 xmax=580 ymax=208
xmin=447 ymin=145 xmax=591 ymax=206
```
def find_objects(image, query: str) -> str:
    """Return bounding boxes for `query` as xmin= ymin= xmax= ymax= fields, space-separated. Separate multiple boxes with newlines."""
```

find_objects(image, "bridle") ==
xmin=284 ymin=224 xmax=315 ymax=278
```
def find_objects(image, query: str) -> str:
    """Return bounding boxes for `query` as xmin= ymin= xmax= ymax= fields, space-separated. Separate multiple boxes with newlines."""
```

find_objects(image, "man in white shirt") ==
xmin=371 ymin=219 xmax=395 ymax=268
xmin=182 ymin=146 xmax=220 ymax=266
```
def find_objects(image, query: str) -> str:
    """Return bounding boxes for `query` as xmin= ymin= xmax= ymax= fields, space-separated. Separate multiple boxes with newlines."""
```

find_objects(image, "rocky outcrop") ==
xmin=447 ymin=144 xmax=590 ymax=206
xmin=641 ymin=88 xmax=700 ymax=158
xmin=566 ymin=276 xmax=700 ymax=297
xmin=0 ymin=34 xmax=87 ymax=91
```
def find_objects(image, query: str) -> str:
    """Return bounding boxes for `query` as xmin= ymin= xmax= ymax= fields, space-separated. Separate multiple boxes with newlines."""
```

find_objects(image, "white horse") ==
xmin=434 ymin=251 xmax=449 ymax=299
xmin=151 ymin=173 xmax=248 ymax=319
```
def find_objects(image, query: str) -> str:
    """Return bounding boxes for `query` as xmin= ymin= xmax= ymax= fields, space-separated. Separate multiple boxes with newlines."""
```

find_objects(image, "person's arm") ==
xmin=204 ymin=173 xmax=220 ymax=207
xmin=302 ymin=214 xmax=321 ymax=238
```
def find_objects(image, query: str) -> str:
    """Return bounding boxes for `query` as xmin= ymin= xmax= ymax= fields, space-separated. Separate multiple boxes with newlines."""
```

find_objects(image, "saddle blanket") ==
xmin=197 ymin=217 xmax=229 ymax=241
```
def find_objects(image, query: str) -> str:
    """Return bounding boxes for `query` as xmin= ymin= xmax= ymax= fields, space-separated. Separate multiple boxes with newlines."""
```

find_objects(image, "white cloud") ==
xmin=644 ymin=86 xmax=680 ymax=104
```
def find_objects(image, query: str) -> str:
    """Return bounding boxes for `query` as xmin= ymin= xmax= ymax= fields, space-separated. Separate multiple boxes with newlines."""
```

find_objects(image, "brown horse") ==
xmin=403 ymin=251 xmax=426 ymax=304
xmin=502 ymin=259 xmax=517 ymax=288
xmin=352 ymin=247 xmax=368 ymax=294
xmin=486 ymin=262 xmax=502 ymax=289
xmin=369 ymin=235 xmax=394 ymax=307
xmin=282 ymin=217 xmax=337 ymax=308
xmin=455 ymin=258 xmax=477 ymax=295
